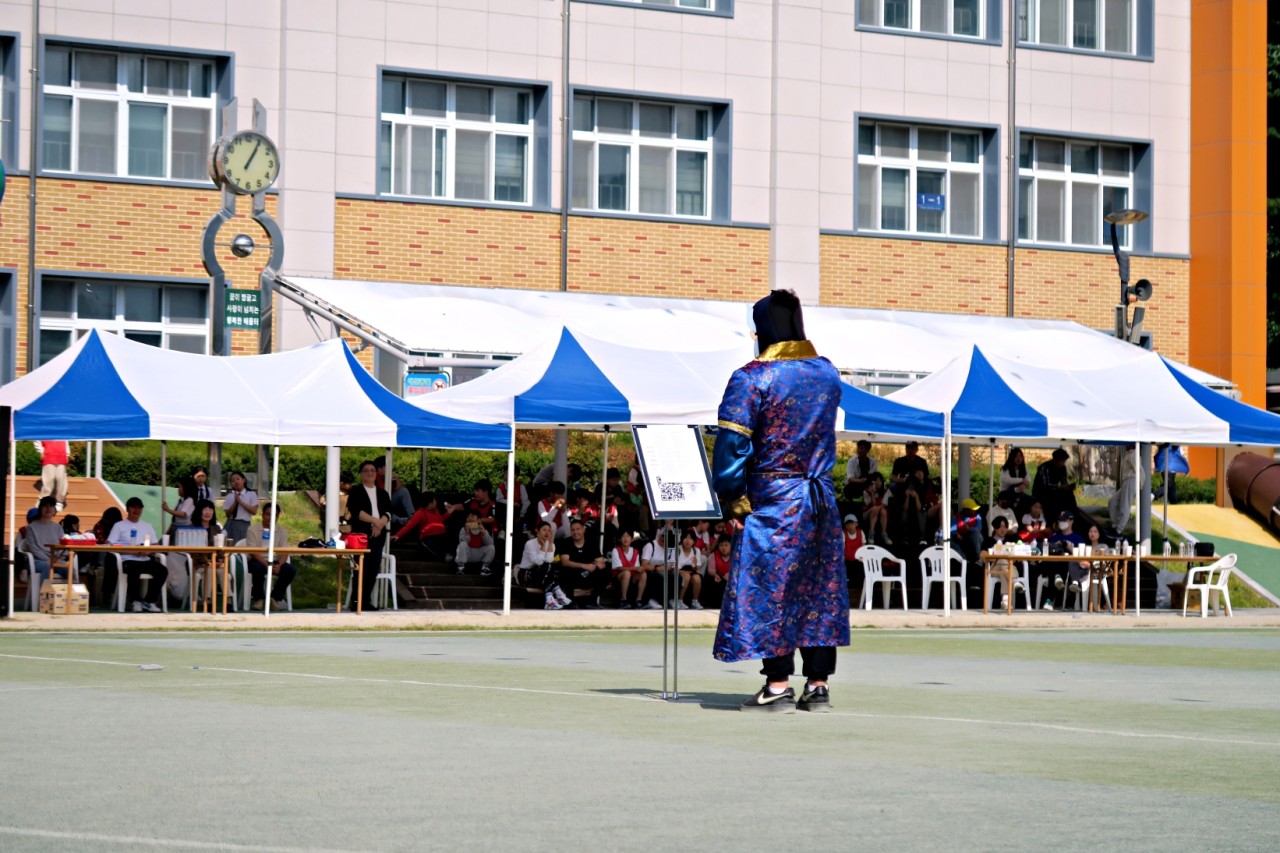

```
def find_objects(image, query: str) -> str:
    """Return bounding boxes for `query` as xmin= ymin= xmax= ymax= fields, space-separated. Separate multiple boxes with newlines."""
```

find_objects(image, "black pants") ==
xmin=360 ymin=533 xmax=387 ymax=605
xmin=248 ymin=558 xmax=297 ymax=602
xmin=566 ymin=566 xmax=611 ymax=603
xmin=122 ymin=559 xmax=168 ymax=605
xmin=761 ymin=646 xmax=837 ymax=682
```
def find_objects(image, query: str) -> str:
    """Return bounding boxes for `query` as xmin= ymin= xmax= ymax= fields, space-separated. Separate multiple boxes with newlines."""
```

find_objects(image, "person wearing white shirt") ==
xmin=519 ymin=521 xmax=570 ymax=610
xmin=536 ymin=482 xmax=573 ymax=540
xmin=674 ymin=530 xmax=705 ymax=609
xmin=988 ymin=491 xmax=1019 ymax=538
xmin=107 ymin=497 xmax=167 ymax=612
xmin=640 ymin=522 xmax=682 ymax=609
xmin=609 ymin=529 xmax=644 ymax=609
xmin=221 ymin=471 xmax=259 ymax=543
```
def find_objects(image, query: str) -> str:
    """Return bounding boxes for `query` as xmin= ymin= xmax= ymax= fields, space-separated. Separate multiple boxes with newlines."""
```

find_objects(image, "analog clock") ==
xmin=211 ymin=130 xmax=280 ymax=195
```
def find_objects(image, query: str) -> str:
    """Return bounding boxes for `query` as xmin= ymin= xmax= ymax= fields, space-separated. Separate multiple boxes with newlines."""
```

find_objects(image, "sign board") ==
xmin=631 ymin=424 xmax=722 ymax=521
xmin=404 ymin=371 xmax=450 ymax=397
xmin=224 ymin=288 xmax=261 ymax=330
xmin=917 ymin=193 xmax=945 ymax=211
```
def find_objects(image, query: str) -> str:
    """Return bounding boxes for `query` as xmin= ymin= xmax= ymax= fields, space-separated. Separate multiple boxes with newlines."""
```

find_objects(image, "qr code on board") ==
xmin=657 ymin=479 xmax=686 ymax=502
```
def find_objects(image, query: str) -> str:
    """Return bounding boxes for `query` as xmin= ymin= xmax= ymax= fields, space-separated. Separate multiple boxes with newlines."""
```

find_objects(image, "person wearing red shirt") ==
xmin=392 ymin=492 xmax=451 ymax=559
xmin=702 ymin=534 xmax=733 ymax=609
xmin=34 ymin=440 xmax=70 ymax=511
xmin=609 ymin=529 xmax=644 ymax=608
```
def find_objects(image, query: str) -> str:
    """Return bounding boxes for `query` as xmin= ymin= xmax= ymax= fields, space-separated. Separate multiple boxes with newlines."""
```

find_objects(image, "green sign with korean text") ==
xmin=225 ymin=288 xmax=261 ymax=330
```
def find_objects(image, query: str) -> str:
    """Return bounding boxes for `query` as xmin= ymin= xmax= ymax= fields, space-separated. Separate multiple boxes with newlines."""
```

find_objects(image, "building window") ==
xmin=37 ymin=277 xmax=208 ymax=366
xmin=572 ymin=95 xmax=718 ymax=219
xmin=1017 ymin=136 xmax=1134 ymax=248
xmin=379 ymin=75 xmax=538 ymax=205
xmin=856 ymin=121 xmax=985 ymax=238
xmin=857 ymin=0 xmax=985 ymax=38
xmin=1 ymin=37 xmax=16 ymax=165
xmin=1017 ymin=0 xmax=1139 ymax=55
xmin=575 ymin=0 xmax=728 ymax=12
xmin=41 ymin=45 xmax=219 ymax=181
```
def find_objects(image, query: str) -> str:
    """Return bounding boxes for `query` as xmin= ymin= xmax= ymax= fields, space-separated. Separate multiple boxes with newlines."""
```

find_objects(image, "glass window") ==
xmin=1070 ymin=183 xmax=1099 ymax=244
xmin=598 ymin=145 xmax=630 ymax=211
xmin=453 ymin=130 xmax=490 ymax=200
xmin=571 ymin=140 xmax=594 ymax=209
xmin=167 ymin=334 xmax=206 ymax=354
xmin=861 ymin=0 xmax=988 ymax=39
xmin=46 ymin=47 xmax=71 ymax=87
xmin=170 ymin=106 xmax=210 ymax=181
xmin=1019 ymin=0 xmax=1138 ymax=55
xmin=39 ymin=330 xmax=73 ymax=367
xmin=880 ymin=126 xmax=910 ymax=159
xmin=123 ymin=285 xmax=161 ymax=323
xmin=638 ymin=147 xmax=670 ymax=214
xmin=76 ymin=53 xmax=117 ymax=90
xmin=128 ymin=103 xmax=167 ymax=178
xmin=917 ymin=170 xmax=946 ymax=233
xmin=1036 ymin=179 xmax=1065 ymax=242
xmin=38 ymin=278 xmax=209 ymax=364
xmin=77 ymin=100 xmax=118 ymax=174
xmin=1019 ymin=134 xmax=1135 ymax=247
xmin=950 ymin=172 xmax=980 ymax=236
xmin=881 ymin=168 xmax=909 ymax=231
xmin=408 ymin=81 xmax=446 ymax=117
xmin=455 ymin=86 xmax=491 ymax=122
xmin=41 ymin=280 xmax=74 ymax=318
xmin=42 ymin=96 xmax=73 ymax=171
xmin=675 ymin=151 xmax=707 ymax=217
xmin=493 ymin=135 xmax=527 ymax=203
xmin=167 ymin=288 xmax=207 ymax=324
xmin=597 ymin=100 xmax=632 ymax=134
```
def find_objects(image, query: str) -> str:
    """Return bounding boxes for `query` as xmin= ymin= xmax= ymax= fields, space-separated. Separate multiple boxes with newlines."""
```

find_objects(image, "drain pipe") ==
xmin=1005 ymin=0 xmax=1017 ymax=318
xmin=559 ymin=0 xmax=571 ymax=292
xmin=25 ymin=0 xmax=41 ymax=371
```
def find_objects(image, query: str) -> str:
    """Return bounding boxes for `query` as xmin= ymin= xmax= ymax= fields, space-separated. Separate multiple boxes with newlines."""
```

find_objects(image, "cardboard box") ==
xmin=39 ymin=581 xmax=90 ymax=615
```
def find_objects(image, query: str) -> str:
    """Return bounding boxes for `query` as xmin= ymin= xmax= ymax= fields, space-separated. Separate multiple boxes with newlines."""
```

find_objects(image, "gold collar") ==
xmin=757 ymin=340 xmax=818 ymax=362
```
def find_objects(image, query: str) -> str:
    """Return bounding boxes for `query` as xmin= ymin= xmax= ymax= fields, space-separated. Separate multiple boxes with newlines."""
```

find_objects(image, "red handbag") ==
xmin=344 ymin=533 xmax=368 ymax=550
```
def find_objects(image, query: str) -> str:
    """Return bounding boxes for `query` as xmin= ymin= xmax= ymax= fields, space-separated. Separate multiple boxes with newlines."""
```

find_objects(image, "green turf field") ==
xmin=2 ymin=629 xmax=1278 ymax=852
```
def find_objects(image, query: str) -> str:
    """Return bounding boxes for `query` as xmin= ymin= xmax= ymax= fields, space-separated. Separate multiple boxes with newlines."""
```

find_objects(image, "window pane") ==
xmin=950 ymin=171 xmax=980 ymax=236
xmin=193 ymin=63 xmax=214 ymax=98
xmin=639 ymin=104 xmax=672 ymax=138
xmin=145 ymin=58 xmax=168 ymax=95
xmin=1104 ymin=0 xmax=1132 ymax=52
xmin=1102 ymin=186 xmax=1129 ymax=242
xmin=43 ymin=96 xmax=73 ymax=170
xmin=171 ymin=107 xmax=210 ymax=180
xmin=494 ymin=135 xmax=527 ymax=203
xmin=884 ymin=0 xmax=910 ymax=28
xmin=408 ymin=80 xmax=446 ymax=117
xmin=1071 ymin=182 xmax=1099 ymax=245
xmin=880 ymin=126 xmax=909 ymax=159
xmin=435 ymin=129 xmax=447 ymax=196
xmin=168 ymin=287 xmax=207 ymax=323
xmin=454 ymin=130 xmax=490 ymax=200
xmin=572 ymin=140 xmax=594 ymax=208
xmin=123 ymin=285 xmax=161 ymax=322
xmin=382 ymin=78 xmax=405 ymax=114
xmin=77 ymin=282 xmax=116 ymax=320
xmin=676 ymin=151 xmax=706 ymax=217
xmin=921 ymin=0 xmax=948 ymax=33
xmin=1018 ymin=177 xmax=1033 ymax=238
xmin=1036 ymin=179 xmax=1065 ymax=242
xmin=917 ymin=170 xmax=945 ymax=233
xmin=1018 ymin=135 xmax=1033 ymax=168
xmin=1073 ymin=0 xmax=1098 ymax=49
xmin=494 ymin=89 xmax=529 ymax=124
xmin=881 ymin=168 xmax=908 ymax=231
xmin=378 ymin=123 xmax=392 ymax=192
xmin=954 ymin=0 xmax=980 ymax=36
xmin=1101 ymin=145 xmax=1129 ymax=176
xmin=411 ymin=125 xmax=434 ymax=196
xmin=573 ymin=97 xmax=594 ymax=132
xmin=1039 ymin=0 xmax=1067 ymax=45
xmin=41 ymin=280 xmax=74 ymax=318
xmin=392 ymin=124 xmax=410 ymax=194
xmin=857 ymin=164 xmax=877 ymax=227
xmin=127 ymin=103 xmax=166 ymax=178
xmin=1036 ymin=139 xmax=1065 ymax=170
xmin=675 ymin=106 xmax=708 ymax=141
xmin=455 ymin=86 xmax=491 ymax=122
xmin=1070 ymin=143 xmax=1098 ymax=174
xmin=78 ymin=100 xmax=118 ymax=174
xmin=76 ymin=53 xmax=117 ymax=90
xmin=639 ymin=147 xmax=670 ymax=214
xmin=125 ymin=331 xmax=163 ymax=348
xmin=857 ymin=0 xmax=880 ymax=26
xmin=167 ymin=334 xmax=206 ymax=354
xmin=597 ymin=144 xmax=630 ymax=211
xmin=597 ymin=100 xmax=631 ymax=134
xmin=46 ymin=47 xmax=71 ymax=87
xmin=39 ymin=330 xmax=72 ymax=367
xmin=124 ymin=55 xmax=143 ymax=93
xmin=918 ymin=129 xmax=948 ymax=162
xmin=858 ymin=123 xmax=875 ymax=156
xmin=952 ymin=131 xmax=980 ymax=163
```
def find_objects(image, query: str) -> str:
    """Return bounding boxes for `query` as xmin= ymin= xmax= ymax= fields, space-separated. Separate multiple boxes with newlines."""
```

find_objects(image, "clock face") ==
xmin=216 ymin=131 xmax=280 ymax=195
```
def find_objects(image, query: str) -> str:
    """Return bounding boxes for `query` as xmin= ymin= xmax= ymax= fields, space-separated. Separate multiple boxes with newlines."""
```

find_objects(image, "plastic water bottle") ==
xmin=1163 ymin=540 xmax=1172 ymax=557
xmin=130 ymin=529 xmax=137 ymax=544
xmin=326 ymin=530 xmax=337 ymax=549
xmin=263 ymin=528 xmax=271 ymax=544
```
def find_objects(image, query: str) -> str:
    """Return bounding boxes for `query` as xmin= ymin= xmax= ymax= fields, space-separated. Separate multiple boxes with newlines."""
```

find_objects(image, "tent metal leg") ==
xmin=502 ymin=431 xmax=517 ymax=617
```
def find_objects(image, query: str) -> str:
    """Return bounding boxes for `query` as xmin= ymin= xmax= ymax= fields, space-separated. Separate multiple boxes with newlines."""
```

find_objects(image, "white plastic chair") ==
xmin=855 ymin=545 xmax=908 ymax=610
xmin=988 ymin=558 xmax=1031 ymax=610
xmin=236 ymin=550 xmax=294 ymax=612
xmin=918 ymin=545 xmax=967 ymax=610
xmin=14 ymin=552 xmax=40 ymax=611
xmin=1183 ymin=553 xmax=1236 ymax=618
xmin=111 ymin=553 xmax=167 ymax=613
xmin=345 ymin=552 xmax=398 ymax=610
xmin=1034 ymin=569 xmax=1111 ymax=611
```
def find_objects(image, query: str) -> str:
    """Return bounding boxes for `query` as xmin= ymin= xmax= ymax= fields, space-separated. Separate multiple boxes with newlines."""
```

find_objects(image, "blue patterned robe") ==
xmin=711 ymin=340 xmax=850 ymax=663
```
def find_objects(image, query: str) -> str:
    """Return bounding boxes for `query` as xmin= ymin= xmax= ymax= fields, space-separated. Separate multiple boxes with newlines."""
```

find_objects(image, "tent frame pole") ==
xmin=7 ymin=419 xmax=15 ymax=617
xmin=1133 ymin=439 xmax=1141 ymax=617
xmin=264 ymin=444 xmax=279 ymax=617
xmin=942 ymin=415 xmax=952 ymax=617
xmin=599 ymin=427 xmax=610 ymax=558
xmin=502 ymin=427 xmax=517 ymax=617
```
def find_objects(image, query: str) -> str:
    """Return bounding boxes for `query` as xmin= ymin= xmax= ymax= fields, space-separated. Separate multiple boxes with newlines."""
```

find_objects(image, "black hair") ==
xmin=1002 ymin=447 xmax=1026 ymax=475
xmin=474 ymin=478 xmax=493 ymax=495
xmin=340 ymin=470 xmax=355 ymax=484
xmin=548 ymin=480 xmax=566 ymax=496
xmin=358 ymin=460 xmax=377 ymax=473
xmin=125 ymin=497 xmax=144 ymax=509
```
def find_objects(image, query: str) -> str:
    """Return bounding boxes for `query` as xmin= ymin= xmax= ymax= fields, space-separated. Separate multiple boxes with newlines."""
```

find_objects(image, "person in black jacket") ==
xmin=345 ymin=459 xmax=392 ymax=611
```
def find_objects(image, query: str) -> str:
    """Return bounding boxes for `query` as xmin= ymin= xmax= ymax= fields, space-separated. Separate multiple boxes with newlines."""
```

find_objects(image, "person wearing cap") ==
xmin=1035 ymin=510 xmax=1087 ymax=610
xmin=1032 ymin=447 xmax=1077 ymax=523
xmin=841 ymin=514 xmax=866 ymax=564
xmin=711 ymin=289 xmax=849 ymax=713
xmin=951 ymin=499 xmax=985 ymax=567
xmin=988 ymin=490 xmax=1019 ymax=538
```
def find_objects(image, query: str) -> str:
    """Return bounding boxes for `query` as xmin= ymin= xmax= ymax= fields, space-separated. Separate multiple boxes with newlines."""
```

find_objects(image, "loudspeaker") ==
xmin=1193 ymin=541 xmax=1216 ymax=558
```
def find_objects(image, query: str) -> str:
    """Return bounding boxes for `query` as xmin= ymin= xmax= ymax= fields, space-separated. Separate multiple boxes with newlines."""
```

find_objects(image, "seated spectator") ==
xmin=862 ymin=472 xmax=891 ymax=545
xmin=640 ymin=521 xmax=680 ymax=609
xmin=609 ymin=529 xmax=644 ymax=608
xmin=1036 ymin=510 xmax=1086 ymax=611
xmin=466 ymin=479 xmax=499 ymax=535
xmin=674 ymin=530 xmax=704 ymax=610
xmin=844 ymin=439 xmax=878 ymax=505
xmin=536 ymin=481 xmax=572 ymax=540
xmin=107 ymin=497 xmax=168 ymax=613
xmin=703 ymin=534 xmax=732 ymax=609
xmin=569 ymin=489 xmax=599 ymax=529
xmin=161 ymin=476 xmax=197 ymax=534
xmin=556 ymin=519 xmax=610 ymax=609
xmin=392 ymin=491 xmax=450 ymax=558
xmin=245 ymin=502 xmax=296 ymax=611
xmin=690 ymin=519 xmax=714 ymax=555
xmin=890 ymin=441 xmax=930 ymax=495
xmin=221 ymin=471 xmax=259 ymax=544
xmin=842 ymin=513 xmax=866 ymax=567
xmin=497 ymin=478 xmax=530 ymax=528
xmin=519 ymin=521 xmax=571 ymax=610
xmin=900 ymin=468 xmax=937 ymax=546
xmin=173 ymin=500 xmax=221 ymax=605
xmin=952 ymin=501 xmax=984 ymax=566
xmin=388 ymin=476 xmax=416 ymax=529
xmin=1033 ymin=448 xmax=1078 ymax=524
xmin=455 ymin=510 xmax=496 ymax=577
xmin=91 ymin=506 xmax=124 ymax=605
xmin=1020 ymin=500 xmax=1050 ymax=545
xmin=21 ymin=496 xmax=67 ymax=589
xmin=982 ymin=516 xmax=1023 ymax=609
xmin=988 ymin=490 xmax=1019 ymax=538
xmin=61 ymin=515 xmax=81 ymax=536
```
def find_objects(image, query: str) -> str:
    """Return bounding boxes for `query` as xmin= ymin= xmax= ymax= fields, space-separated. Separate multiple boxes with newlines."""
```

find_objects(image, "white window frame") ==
xmin=627 ymin=0 xmax=716 ymax=8
xmin=37 ymin=277 xmax=209 ymax=366
xmin=1017 ymin=0 xmax=1136 ymax=55
xmin=858 ymin=0 xmax=987 ymax=39
xmin=379 ymin=77 xmax=536 ymax=206
xmin=1017 ymin=136 xmax=1135 ymax=249
xmin=571 ymin=96 xmax=715 ymax=220
xmin=41 ymin=45 xmax=218 ymax=181
xmin=856 ymin=121 xmax=985 ymax=238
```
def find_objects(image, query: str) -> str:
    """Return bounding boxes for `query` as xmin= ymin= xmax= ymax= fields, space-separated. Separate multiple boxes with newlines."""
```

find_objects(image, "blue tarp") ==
xmin=838 ymin=382 xmax=944 ymax=438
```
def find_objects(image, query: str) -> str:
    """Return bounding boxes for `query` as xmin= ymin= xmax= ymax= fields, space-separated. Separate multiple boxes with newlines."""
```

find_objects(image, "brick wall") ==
xmin=820 ymin=235 xmax=1191 ymax=362
xmin=333 ymin=198 xmax=771 ymax=302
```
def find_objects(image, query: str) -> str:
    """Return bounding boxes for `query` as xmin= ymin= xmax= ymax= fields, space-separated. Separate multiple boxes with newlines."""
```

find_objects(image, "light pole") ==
xmin=1105 ymin=208 xmax=1152 ymax=345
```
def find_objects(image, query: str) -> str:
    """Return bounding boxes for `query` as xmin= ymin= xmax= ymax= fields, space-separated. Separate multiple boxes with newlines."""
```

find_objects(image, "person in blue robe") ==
xmin=711 ymin=289 xmax=850 ymax=713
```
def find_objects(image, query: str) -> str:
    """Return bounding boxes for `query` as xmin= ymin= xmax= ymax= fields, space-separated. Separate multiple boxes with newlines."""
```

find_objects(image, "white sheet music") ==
xmin=631 ymin=425 xmax=720 ymax=519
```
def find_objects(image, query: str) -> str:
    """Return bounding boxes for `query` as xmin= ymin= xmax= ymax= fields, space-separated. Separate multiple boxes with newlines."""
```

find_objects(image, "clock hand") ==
xmin=243 ymin=141 xmax=262 ymax=170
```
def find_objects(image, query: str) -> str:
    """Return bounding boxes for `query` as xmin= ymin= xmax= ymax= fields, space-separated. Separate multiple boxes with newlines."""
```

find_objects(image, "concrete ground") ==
xmin=2 ymin=626 xmax=1278 ymax=852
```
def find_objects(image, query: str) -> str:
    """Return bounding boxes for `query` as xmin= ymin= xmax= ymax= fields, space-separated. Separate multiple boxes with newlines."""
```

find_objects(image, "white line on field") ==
xmin=0 ymin=826 xmax=359 ymax=852
xmin=5 ymin=652 xmax=1278 ymax=749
